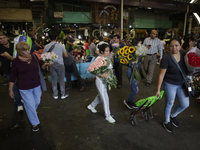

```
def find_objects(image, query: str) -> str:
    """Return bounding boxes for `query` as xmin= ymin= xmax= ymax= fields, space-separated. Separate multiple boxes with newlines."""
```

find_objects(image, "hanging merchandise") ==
xmin=111 ymin=10 xmax=115 ymax=21
xmin=13 ymin=30 xmax=32 ymax=58
xmin=114 ymin=11 xmax=119 ymax=21
xmin=98 ymin=9 xmax=109 ymax=17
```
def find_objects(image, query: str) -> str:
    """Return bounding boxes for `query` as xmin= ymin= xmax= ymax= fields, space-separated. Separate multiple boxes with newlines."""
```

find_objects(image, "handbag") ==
xmin=170 ymin=55 xmax=195 ymax=97
xmin=33 ymin=49 xmax=44 ymax=61
xmin=33 ymin=54 xmax=47 ymax=91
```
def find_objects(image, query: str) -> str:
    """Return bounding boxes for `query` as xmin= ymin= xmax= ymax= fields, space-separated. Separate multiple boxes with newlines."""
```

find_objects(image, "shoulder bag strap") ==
xmin=170 ymin=54 xmax=188 ymax=83
xmin=48 ymin=43 xmax=57 ymax=52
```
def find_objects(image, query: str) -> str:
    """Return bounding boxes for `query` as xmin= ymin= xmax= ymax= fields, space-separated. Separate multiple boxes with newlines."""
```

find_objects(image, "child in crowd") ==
xmin=123 ymin=38 xmax=147 ymax=109
xmin=87 ymin=44 xmax=116 ymax=123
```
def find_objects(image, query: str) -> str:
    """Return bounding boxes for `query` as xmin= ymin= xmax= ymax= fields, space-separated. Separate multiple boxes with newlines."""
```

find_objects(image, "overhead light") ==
xmin=108 ymin=24 xmax=110 ymax=26
xmin=42 ymin=36 xmax=45 ymax=39
xmin=104 ymin=32 xmax=108 ymax=36
xmin=193 ymin=13 xmax=200 ymax=24
xmin=190 ymin=0 xmax=195 ymax=3
xmin=147 ymin=7 xmax=151 ymax=9
xmin=129 ymin=25 xmax=132 ymax=28
xmin=78 ymin=35 xmax=81 ymax=39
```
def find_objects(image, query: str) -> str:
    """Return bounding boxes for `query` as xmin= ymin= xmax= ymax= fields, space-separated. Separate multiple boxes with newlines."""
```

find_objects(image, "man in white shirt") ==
xmin=143 ymin=30 xmax=162 ymax=86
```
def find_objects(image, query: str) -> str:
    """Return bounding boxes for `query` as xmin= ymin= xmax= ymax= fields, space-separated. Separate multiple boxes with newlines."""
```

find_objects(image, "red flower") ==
xmin=187 ymin=53 xmax=200 ymax=67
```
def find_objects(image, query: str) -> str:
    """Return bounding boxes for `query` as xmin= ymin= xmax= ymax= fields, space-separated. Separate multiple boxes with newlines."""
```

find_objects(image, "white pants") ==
xmin=91 ymin=78 xmax=111 ymax=117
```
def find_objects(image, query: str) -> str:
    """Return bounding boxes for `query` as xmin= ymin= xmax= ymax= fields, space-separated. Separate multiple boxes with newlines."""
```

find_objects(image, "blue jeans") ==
xmin=164 ymin=82 xmax=189 ymax=123
xmin=19 ymin=85 xmax=41 ymax=126
xmin=5 ymin=74 xmax=23 ymax=107
xmin=127 ymin=67 xmax=138 ymax=103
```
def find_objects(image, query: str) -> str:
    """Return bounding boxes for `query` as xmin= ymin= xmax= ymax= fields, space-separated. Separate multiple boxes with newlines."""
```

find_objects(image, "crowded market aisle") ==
xmin=0 ymin=65 xmax=200 ymax=150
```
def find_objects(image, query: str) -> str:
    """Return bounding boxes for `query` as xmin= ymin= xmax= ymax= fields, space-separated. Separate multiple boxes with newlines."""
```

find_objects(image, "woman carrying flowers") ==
xmin=87 ymin=44 xmax=116 ymax=123
xmin=156 ymin=38 xmax=189 ymax=133
xmin=123 ymin=38 xmax=148 ymax=109
xmin=9 ymin=41 xmax=50 ymax=132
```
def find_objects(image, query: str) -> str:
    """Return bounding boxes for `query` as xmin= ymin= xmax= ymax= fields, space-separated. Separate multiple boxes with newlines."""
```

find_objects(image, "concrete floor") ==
xmin=0 ymin=65 xmax=200 ymax=150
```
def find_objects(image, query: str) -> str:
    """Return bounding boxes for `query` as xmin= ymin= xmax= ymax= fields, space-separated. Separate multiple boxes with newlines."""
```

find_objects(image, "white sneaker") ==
xmin=17 ymin=105 xmax=23 ymax=112
xmin=53 ymin=95 xmax=58 ymax=99
xmin=105 ymin=115 xmax=116 ymax=123
xmin=87 ymin=104 xmax=97 ymax=113
xmin=61 ymin=94 xmax=69 ymax=99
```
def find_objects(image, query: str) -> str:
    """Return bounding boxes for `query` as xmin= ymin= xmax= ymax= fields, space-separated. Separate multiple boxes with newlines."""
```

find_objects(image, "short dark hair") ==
xmin=99 ymin=44 xmax=109 ymax=54
xmin=98 ymin=36 xmax=103 ymax=41
xmin=49 ymin=32 xmax=57 ymax=40
xmin=108 ymin=35 xmax=113 ymax=39
xmin=90 ymin=36 xmax=96 ymax=41
xmin=132 ymin=38 xmax=140 ymax=46
xmin=113 ymin=34 xmax=120 ymax=39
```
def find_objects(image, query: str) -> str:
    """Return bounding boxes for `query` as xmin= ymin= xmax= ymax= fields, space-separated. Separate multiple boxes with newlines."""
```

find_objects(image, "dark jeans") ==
xmin=65 ymin=62 xmax=84 ymax=88
xmin=5 ymin=74 xmax=23 ymax=107
xmin=113 ymin=61 xmax=122 ymax=85
xmin=127 ymin=67 xmax=138 ymax=103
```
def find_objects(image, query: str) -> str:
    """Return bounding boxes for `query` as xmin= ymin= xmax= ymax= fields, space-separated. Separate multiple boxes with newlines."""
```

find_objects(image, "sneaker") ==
xmin=79 ymin=86 xmax=85 ymax=92
xmin=17 ymin=105 xmax=23 ymax=112
xmin=61 ymin=94 xmax=69 ymax=99
xmin=87 ymin=104 xmax=97 ymax=113
xmin=163 ymin=122 xmax=174 ymax=133
xmin=32 ymin=125 xmax=39 ymax=132
xmin=53 ymin=95 xmax=58 ymax=99
xmin=123 ymin=100 xmax=138 ymax=109
xmin=3 ymin=80 xmax=9 ymax=85
xmin=146 ymin=82 xmax=151 ymax=87
xmin=170 ymin=117 xmax=179 ymax=127
xmin=105 ymin=115 xmax=116 ymax=123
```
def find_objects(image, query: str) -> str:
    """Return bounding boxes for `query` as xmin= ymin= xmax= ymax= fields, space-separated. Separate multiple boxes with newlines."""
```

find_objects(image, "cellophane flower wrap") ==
xmin=41 ymin=52 xmax=58 ymax=64
xmin=87 ymin=56 xmax=117 ymax=90
xmin=185 ymin=47 xmax=200 ymax=75
xmin=118 ymin=45 xmax=147 ymax=82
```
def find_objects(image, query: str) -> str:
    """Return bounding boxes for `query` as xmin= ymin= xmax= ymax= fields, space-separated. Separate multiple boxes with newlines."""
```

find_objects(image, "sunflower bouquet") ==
xmin=118 ymin=46 xmax=141 ymax=81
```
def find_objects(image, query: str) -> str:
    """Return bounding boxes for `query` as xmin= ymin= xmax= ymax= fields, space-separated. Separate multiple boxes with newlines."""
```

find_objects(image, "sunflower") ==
xmin=120 ymin=59 xmax=125 ymax=64
xmin=127 ymin=54 xmax=133 ymax=60
xmin=123 ymin=46 xmax=129 ymax=50
xmin=124 ymin=49 xmax=129 ymax=55
xmin=129 ymin=47 xmax=135 ymax=53
xmin=124 ymin=58 xmax=129 ymax=64
xmin=119 ymin=48 xmax=124 ymax=55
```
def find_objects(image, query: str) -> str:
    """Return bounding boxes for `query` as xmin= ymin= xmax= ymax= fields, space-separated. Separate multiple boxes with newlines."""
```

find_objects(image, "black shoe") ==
xmin=123 ymin=100 xmax=138 ymax=109
xmin=32 ymin=125 xmax=39 ymax=132
xmin=170 ymin=117 xmax=179 ymax=127
xmin=117 ymin=84 xmax=122 ymax=89
xmin=163 ymin=122 xmax=174 ymax=133
xmin=146 ymin=82 xmax=151 ymax=87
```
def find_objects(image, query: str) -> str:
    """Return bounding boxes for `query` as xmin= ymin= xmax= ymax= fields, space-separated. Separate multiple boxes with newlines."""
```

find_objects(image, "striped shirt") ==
xmin=143 ymin=37 xmax=163 ymax=59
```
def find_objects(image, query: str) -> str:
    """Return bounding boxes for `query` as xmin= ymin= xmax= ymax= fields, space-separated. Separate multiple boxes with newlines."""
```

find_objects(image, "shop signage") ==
xmin=54 ymin=12 xmax=64 ymax=18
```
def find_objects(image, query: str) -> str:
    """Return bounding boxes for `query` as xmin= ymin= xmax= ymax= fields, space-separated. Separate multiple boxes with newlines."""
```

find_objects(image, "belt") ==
xmin=147 ymin=53 xmax=157 ymax=56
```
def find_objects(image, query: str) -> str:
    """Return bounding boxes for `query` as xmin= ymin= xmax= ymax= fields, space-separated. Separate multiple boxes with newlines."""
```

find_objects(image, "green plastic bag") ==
xmin=135 ymin=90 xmax=165 ymax=107
xmin=13 ymin=31 xmax=32 ymax=58
xmin=86 ymin=49 xmax=90 ymax=56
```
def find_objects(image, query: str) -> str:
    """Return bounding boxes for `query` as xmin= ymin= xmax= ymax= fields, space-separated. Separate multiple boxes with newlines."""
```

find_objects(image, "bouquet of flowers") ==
xmin=87 ymin=57 xmax=117 ymax=90
xmin=112 ymin=43 xmax=120 ymax=53
xmin=118 ymin=45 xmax=148 ymax=82
xmin=191 ymin=74 xmax=200 ymax=97
xmin=41 ymin=52 xmax=58 ymax=64
xmin=185 ymin=47 xmax=200 ymax=75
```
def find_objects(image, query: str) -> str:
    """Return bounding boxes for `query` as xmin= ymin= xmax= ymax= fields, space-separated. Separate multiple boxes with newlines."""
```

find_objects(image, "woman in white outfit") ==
xmin=87 ymin=44 xmax=116 ymax=123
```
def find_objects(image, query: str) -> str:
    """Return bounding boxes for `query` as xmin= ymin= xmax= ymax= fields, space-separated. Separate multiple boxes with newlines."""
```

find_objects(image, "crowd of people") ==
xmin=0 ymin=29 xmax=198 ymax=133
